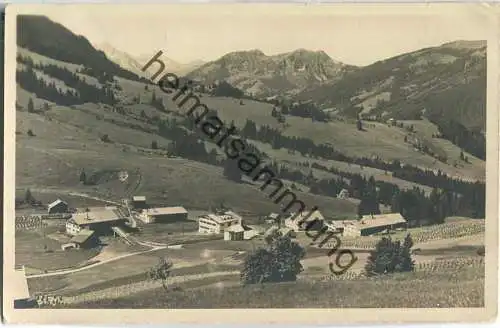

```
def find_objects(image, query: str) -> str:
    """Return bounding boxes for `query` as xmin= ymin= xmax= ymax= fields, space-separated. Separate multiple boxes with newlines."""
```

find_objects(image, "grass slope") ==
xmin=58 ymin=266 xmax=484 ymax=308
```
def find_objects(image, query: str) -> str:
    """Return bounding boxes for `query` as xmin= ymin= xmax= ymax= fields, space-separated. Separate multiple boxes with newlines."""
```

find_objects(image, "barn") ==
xmin=138 ymin=206 xmax=188 ymax=224
xmin=66 ymin=209 xmax=125 ymax=236
xmin=69 ymin=229 xmax=99 ymax=249
xmin=132 ymin=196 xmax=147 ymax=209
xmin=343 ymin=213 xmax=407 ymax=237
xmin=47 ymin=199 xmax=68 ymax=214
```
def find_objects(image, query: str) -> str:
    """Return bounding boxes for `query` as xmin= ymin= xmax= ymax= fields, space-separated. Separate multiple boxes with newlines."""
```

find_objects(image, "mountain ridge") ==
xmin=186 ymin=48 xmax=357 ymax=98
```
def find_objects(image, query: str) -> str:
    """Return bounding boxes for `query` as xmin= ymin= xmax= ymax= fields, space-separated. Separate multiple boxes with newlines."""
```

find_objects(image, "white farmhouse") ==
xmin=198 ymin=211 xmax=243 ymax=234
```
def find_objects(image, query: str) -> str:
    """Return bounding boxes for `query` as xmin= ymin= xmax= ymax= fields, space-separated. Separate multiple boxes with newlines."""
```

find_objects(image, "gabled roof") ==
xmin=144 ymin=206 xmax=187 ymax=216
xmin=287 ymin=209 xmax=324 ymax=222
xmin=354 ymin=213 xmax=407 ymax=230
xmin=199 ymin=211 xmax=242 ymax=225
xmin=71 ymin=209 xmax=121 ymax=225
xmin=226 ymin=224 xmax=245 ymax=233
xmin=48 ymin=198 xmax=67 ymax=209
xmin=70 ymin=229 xmax=95 ymax=244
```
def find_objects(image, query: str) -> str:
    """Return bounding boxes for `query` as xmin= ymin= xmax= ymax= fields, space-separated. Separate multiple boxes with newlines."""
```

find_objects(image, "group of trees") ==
xmin=210 ymin=81 xmax=245 ymax=98
xmin=150 ymin=91 xmax=167 ymax=112
xmin=17 ymin=15 xmax=150 ymax=84
xmin=268 ymin=99 xmax=329 ymax=122
xmin=365 ymin=234 xmax=415 ymax=276
xmin=239 ymin=230 xmax=415 ymax=285
xmin=241 ymin=229 xmax=305 ymax=285
xmin=149 ymin=231 xmax=415 ymax=289
xmin=17 ymin=55 xmax=117 ymax=106
xmin=310 ymin=160 xmax=484 ymax=223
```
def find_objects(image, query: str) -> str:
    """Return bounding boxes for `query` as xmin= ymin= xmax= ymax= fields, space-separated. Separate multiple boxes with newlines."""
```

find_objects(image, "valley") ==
xmin=12 ymin=14 xmax=487 ymax=310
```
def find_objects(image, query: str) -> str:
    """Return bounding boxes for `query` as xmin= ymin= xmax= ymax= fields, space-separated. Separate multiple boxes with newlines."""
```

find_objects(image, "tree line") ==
xmin=16 ymin=55 xmax=116 ymax=106
xmin=154 ymin=111 xmax=484 ymax=223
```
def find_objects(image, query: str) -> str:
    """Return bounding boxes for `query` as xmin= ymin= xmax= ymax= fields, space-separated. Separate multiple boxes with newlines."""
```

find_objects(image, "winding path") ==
xmin=26 ymin=244 xmax=169 ymax=279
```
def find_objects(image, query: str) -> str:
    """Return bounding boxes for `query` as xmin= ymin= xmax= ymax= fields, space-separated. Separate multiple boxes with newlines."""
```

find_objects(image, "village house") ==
xmin=47 ymin=199 xmax=68 ymax=214
xmin=198 ymin=211 xmax=243 ymax=234
xmin=62 ymin=229 xmax=99 ymax=250
xmin=326 ymin=220 xmax=357 ymax=234
xmin=284 ymin=209 xmax=325 ymax=232
xmin=243 ymin=225 xmax=265 ymax=240
xmin=132 ymin=196 xmax=147 ymax=209
xmin=264 ymin=226 xmax=297 ymax=239
xmin=342 ymin=213 xmax=407 ymax=237
xmin=265 ymin=212 xmax=281 ymax=224
xmin=337 ymin=189 xmax=350 ymax=199
xmin=138 ymin=206 xmax=188 ymax=224
xmin=65 ymin=209 xmax=125 ymax=236
xmin=224 ymin=224 xmax=245 ymax=241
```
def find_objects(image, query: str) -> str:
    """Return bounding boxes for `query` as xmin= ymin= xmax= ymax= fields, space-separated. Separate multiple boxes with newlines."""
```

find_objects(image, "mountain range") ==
xmin=185 ymin=49 xmax=356 ymax=98
xmin=296 ymin=40 xmax=486 ymax=131
xmin=95 ymin=43 xmax=205 ymax=77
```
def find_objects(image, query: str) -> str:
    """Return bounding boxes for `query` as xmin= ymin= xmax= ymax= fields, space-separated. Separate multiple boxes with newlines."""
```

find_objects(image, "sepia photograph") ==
xmin=2 ymin=3 xmax=498 ymax=324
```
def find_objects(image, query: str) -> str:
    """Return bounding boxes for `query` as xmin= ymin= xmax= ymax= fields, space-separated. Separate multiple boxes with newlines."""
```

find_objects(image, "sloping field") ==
xmin=117 ymin=77 xmax=484 ymax=181
xmin=54 ymin=264 xmax=484 ymax=308
xmin=17 ymin=133 xmax=356 ymax=218
xmin=248 ymin=140 xmax=434 ymax=194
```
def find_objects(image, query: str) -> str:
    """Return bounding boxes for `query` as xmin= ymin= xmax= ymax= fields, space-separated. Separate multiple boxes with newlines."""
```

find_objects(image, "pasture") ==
xmin=53 ymin=264 xmax=484 ymax=308
xmin=16 ymin=229 xmax=100 ymax=273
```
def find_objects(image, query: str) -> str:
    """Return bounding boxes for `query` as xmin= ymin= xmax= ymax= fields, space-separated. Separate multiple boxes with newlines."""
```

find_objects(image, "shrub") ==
xmin=241 ymin=230 xmax=305 ymax=285
xmin=100 ymin=134 xmax=111 ymax=143
xmin=364 ymin=234 xmax=415 ymax=276
xmin=147 ymin=257 xmax=173 ymax=290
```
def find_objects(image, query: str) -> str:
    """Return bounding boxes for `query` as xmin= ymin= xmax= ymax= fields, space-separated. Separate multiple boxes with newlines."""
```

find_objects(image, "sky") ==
xmin=16 ymin=4 xmax=491 ymax=66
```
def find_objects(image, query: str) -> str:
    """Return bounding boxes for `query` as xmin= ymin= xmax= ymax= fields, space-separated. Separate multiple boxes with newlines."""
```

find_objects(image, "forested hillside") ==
xmin=17 ymin=15 xmax=149 ymax=84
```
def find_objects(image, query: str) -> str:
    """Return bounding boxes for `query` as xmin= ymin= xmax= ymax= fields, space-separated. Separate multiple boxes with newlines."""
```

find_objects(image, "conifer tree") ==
xmin=397 ymin=234 xmax=415 ymax=272
xmin=223 ymin=159 xmax=242 ymax=183
xmin=27 ymin=98 xmax=35 ymax=113
xmin=79 ymin=169 xmax=87 ymax=184
xmin=24 ymin=188 xmax=35 ymax=204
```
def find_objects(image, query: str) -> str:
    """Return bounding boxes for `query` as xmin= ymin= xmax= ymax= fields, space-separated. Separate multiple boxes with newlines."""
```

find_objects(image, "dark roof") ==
xmin=48 ymin=199 xmax=67 ymax=209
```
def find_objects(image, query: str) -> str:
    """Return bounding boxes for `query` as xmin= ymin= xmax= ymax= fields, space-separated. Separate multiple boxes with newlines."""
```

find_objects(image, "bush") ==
xmin=100 ymin=134 xmax=111 ymax=143
xmin=364 ymin=234 xmax=415 ymax=276
xmin=147 ymin=257 xmax=173 ymax=290
xmin=240 ymin=230 xmax=305 ymax=285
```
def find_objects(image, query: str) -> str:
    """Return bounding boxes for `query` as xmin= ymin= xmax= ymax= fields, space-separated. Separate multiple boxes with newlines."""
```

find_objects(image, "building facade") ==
xmin=65 ymin=209 xmax=125 ymax=236
xmin=342 ymin=213 xmax=407 ymax=237
xmin=224 ymin=224 xmax=245 ymax=241
xmin=284 ymin=210 xmax=325 ymax=232
xmin=47 ymin=199 xmax=68 ymax=214
xmin=132 ymin=196 xmax=147 ymax=209
xmin=198 ymin=211 xmax=243 ymax=234
xmin=138 ymin=206 xmax=188 ymax=224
